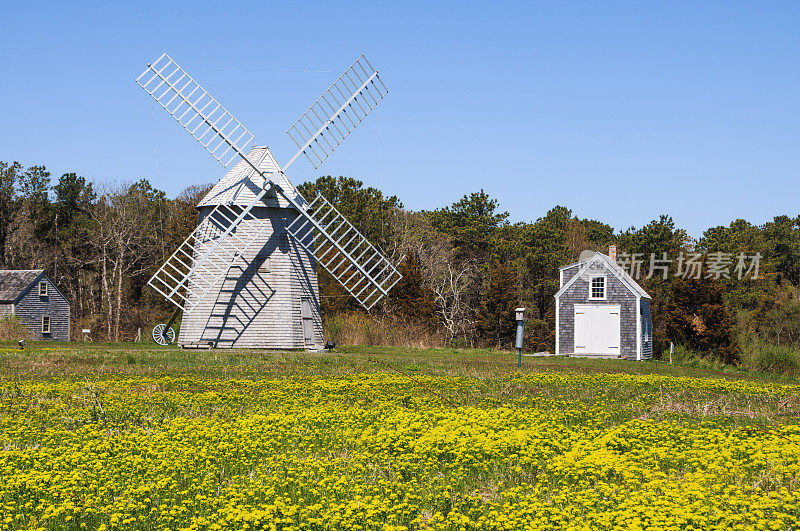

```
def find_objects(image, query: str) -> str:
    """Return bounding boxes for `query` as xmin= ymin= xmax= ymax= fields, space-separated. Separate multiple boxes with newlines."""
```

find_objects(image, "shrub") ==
xmin=0 ymin=315 xmax=31 ymax=341
xmin=669 ymin=344 xmax=706 ymax=365
xmin=739 ymin=337 xmax=800 ymax=375
xmin=323 ymin=312 xmax=446 ymax=349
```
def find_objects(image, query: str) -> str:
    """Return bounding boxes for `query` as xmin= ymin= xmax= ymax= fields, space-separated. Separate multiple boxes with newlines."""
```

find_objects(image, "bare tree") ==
xmin=91 ymin=181 xmax=167 ymax=340
xmin=392 ymin=211 xmax=476 ymax=344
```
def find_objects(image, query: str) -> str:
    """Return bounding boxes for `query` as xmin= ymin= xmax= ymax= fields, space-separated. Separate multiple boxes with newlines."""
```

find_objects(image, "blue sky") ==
xmin=1 ymin=1 xmax=798 ymax=237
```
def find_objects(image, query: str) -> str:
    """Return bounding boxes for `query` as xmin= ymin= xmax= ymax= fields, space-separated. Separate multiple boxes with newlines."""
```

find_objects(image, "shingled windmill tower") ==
xmin=136 ymin=53 xmax=401 ymax=348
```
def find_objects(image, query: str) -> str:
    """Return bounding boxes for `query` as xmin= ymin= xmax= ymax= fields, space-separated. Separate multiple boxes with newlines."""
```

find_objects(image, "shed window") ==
xmin=39 ymin=281 xmax=48 ymax=297
xmin=42 ymin=316 xmax=51 ymax=334
xmin=590 ymin=276 xmax=605 ymax=299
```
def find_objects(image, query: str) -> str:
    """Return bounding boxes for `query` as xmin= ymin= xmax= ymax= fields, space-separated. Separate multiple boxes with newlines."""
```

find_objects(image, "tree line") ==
xmin=3 ymin=160 xmax=800 ymax=369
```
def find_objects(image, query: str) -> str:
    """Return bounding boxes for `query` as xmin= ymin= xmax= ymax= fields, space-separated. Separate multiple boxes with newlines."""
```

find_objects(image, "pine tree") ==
xmin=663 ymin=277 xmax=739 ymax=364
xmin=476 ymin=260 xmax=519 ymax=349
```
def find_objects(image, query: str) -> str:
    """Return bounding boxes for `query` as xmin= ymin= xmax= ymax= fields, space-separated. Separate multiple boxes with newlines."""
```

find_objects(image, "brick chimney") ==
xmin=608 ymin=245 xmax=617 ymax=261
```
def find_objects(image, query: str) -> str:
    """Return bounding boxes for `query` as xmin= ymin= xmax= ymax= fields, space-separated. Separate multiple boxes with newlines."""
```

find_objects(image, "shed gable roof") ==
xmin=554 ymin=253 xmax=650 ymax=300
xmin=196 ymin=147 xmax=304 ymax=209
xmin=0 ymin=270 xmax=44 ymax=303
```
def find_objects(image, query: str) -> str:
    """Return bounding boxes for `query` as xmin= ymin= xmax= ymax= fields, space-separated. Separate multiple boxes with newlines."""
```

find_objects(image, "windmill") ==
xmin=136 ymin=53 xmax=402 ymax=348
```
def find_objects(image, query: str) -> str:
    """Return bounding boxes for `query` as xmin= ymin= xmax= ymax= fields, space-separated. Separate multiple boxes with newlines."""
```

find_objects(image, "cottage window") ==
xmin=590 ymin=276 xmax=605 ymax=299
xmin=259 ymin=257 xmax=271 ymax=274
xmin=39 ymin=281 xmax=48 ymax=297
xmin=42 ymin=316 xmax=51 ymax=334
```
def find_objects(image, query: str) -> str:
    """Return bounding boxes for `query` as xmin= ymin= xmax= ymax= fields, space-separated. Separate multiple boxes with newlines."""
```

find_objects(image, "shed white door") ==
xmin=573 ymin=304 xmax=621 ymax=355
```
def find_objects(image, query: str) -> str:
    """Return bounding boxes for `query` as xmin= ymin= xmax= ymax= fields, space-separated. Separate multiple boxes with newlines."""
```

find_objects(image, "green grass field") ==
xmin=3 ymin=340 xmax=799 ymax=382
xmin=0 ymin=341 xmax=798 ymax=530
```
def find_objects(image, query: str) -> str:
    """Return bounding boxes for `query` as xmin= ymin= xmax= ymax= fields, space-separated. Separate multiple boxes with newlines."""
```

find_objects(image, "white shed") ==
xmin=554 ymin=249 xmax=653 ymax=360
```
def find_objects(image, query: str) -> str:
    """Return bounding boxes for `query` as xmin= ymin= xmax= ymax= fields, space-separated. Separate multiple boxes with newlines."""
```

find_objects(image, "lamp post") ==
xmin=515 ymin=307 xmax=526 ymax=368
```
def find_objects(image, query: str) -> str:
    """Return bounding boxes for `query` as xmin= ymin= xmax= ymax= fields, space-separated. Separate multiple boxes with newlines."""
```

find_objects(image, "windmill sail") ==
xmin=286 ymin=194 xmax=401 ymax=310
xmin=148 ymin=193 xmax=271 ymax=311
xmin=284 ymin=55 xmax=388 ymax=170
xmin=136 ymin=53 xmax=256 ymax=168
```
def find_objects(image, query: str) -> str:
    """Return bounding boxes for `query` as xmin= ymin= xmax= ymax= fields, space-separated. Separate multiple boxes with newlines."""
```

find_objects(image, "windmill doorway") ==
xmin=301 ymin=298 xmax=314 ymax=347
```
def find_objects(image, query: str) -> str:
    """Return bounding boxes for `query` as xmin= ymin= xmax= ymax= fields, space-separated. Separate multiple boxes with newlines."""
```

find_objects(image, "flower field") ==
xmin=0 ymin=347 xmax=798 ymax=530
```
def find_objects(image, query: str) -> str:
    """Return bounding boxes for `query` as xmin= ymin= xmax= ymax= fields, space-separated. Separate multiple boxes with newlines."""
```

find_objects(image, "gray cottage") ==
xmin=554 ymin=250 xmax=652 ymax=360
xmin=0 ymin=270 xmax=70 ymax=341
xmin=178 ymin=147 xmax=324 ymax=349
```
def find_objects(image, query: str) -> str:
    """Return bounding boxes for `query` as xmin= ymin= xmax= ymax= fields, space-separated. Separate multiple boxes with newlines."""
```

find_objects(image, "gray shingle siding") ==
xmin=561 ymin=264 xmax=579 ymax=286
xmin=14 ymin=277 xmax=70 ymax=341
xmin=557 ymin=261 xmax=638 ymax=359
xmin=0 ymin=304 xmax=12 ymax=317
xmin=641 ymin=299 xmax=653 ymax=360
xmin=179 ymin=206 xmax=324 ymax=349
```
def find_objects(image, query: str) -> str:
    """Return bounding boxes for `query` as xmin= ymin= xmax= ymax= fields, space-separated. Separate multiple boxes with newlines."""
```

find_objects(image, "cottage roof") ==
xmin=0 ymin=270 xmax=44 ymax=303
xmin=554 ymin=252 xmax=651 ymax=300
xmin=196 ymin=146 xmax=305 ymax=209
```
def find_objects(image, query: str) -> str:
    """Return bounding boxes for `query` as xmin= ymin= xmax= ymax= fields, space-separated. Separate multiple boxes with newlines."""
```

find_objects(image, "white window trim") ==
xmin=42 ymin=315 xmax=51 ymax=334
xmin=589 ymin=275 xmax=606 ymax=300
xmin=39 ymin=281 xmax=48 ymax=297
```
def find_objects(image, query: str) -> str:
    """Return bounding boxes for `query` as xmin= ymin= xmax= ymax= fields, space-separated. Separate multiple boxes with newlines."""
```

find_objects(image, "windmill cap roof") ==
xmin=196 ymin=147 xmax=303 ymax=209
